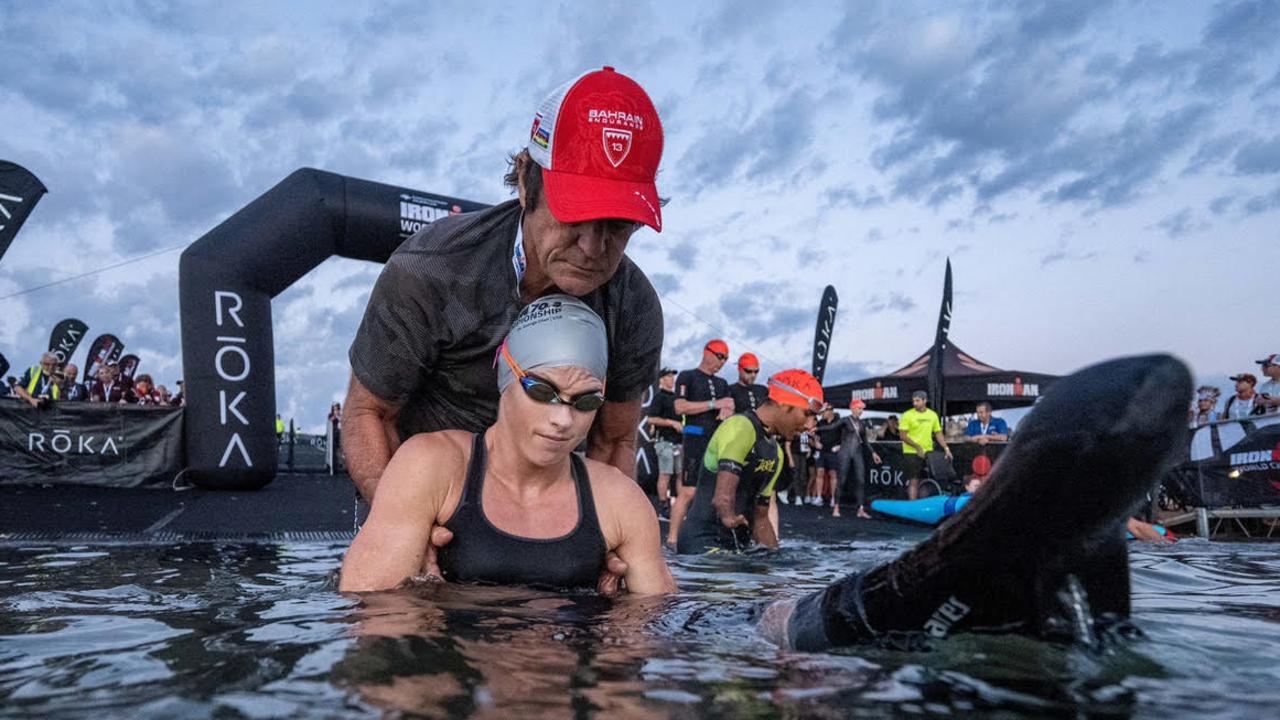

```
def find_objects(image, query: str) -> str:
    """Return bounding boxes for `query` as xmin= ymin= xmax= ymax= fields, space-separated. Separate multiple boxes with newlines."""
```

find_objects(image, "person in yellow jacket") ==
xmin=15 ymin=353 xmax=60 ymax=407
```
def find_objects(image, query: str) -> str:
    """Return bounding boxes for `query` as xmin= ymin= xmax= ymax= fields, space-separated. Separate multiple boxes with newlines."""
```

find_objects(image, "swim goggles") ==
xmin=501 ymin=343 xmax=606 ymax=412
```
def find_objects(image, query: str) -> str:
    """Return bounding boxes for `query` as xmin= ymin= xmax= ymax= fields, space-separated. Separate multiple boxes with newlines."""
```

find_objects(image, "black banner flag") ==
xmin=0 ymin=161 xmax=48 ymax=263
xmin=811 ymin=285 xmax=839 ymax=385
xmin=0 ymin=352 xmax=9 ymax=380
xmin=47 ymin=318 xmax=89 ymax=367
xmin=84 ymin=333 xmax=123 ymax=382
xmin=928 ymin=260 xmax=953 ymax=416
xmin=119 ymin=354 xmax=140 ymax=381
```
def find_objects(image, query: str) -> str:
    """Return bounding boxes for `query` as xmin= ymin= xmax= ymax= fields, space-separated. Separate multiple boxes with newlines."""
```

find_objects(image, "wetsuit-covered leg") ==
xmin=766 ymin=354 xmax=1191 ymax=650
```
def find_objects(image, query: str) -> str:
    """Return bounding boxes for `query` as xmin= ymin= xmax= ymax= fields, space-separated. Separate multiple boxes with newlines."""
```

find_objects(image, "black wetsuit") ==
xmin=677 ymin=411 xmax=783 ymax=554
xmin=438 ymin=434 xmax=607 ymax=590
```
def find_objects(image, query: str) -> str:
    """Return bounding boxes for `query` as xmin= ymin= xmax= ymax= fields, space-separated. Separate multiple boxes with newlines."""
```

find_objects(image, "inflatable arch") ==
xmin=179 ymin=168 xmax=488 ymax=489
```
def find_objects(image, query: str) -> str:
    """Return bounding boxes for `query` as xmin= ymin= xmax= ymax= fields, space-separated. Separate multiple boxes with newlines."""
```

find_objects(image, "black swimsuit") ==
xmin=438 ymin=434 xmax=608 ymax=590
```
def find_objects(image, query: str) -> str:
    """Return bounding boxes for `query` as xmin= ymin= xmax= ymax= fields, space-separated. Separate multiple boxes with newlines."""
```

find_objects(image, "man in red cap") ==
xmin=676 ymin=369 xmax=824 ymax=554
xmin=729 ymin=352 xmax=768 ymax=413
xmin=1223 ymin=373 xmax=1264 ymax=420
xmin=667 ymin=340 xmax=734 ymax=548
xmin=1257 ymin=354 xmax=1280 ymax=414
xmin=344 ymin=67 xmax=666 ymax=503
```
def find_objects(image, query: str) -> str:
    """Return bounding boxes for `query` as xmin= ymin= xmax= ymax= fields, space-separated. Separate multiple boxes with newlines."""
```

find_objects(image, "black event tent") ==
xmin=822 ymin=341 xmax=1060 ymax=414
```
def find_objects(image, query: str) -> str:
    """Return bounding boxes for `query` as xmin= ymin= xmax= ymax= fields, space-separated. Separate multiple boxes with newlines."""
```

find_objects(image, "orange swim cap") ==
xmin=767 ymin=369 xmax=824 ymax=411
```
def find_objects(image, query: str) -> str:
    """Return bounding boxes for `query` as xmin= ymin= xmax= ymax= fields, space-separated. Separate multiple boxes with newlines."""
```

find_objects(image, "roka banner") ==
xmin=0 ymin=352 xmax=9 ymax=379
xmin=928 ymin=259 xmax=953 ymax=416
xmin=0 ymin=160 xmax=48 ymax=264
xmin=811 ymin=285 xmax=838 ymax=385
xmin=119 ymin=354 xmax=140 ymax=381
xmin=0 ymin=402 xmax=184 ymax=488
xmin=47 ymin=318 xmax=89 ymax=367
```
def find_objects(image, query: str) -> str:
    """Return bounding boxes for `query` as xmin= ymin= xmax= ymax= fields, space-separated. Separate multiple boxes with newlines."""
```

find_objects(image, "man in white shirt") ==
xmin=1256 ymin=354 xmax=1280 ymax=414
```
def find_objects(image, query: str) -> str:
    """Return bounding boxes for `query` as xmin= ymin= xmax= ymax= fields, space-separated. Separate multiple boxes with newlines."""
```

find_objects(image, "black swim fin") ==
xmin=785 ymin=354 xmax=1190 ymax=650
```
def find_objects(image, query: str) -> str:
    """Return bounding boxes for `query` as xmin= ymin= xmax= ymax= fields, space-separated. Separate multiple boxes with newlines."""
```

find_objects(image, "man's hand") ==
xmin=944 ymin=447 xmax=954 ymax=460
xmin=717 ymin=406 xmax=734 ymax=421
xmin=719 ymin=512 xmax=748 ymax=529
xmin=417 ymin=525 xmax=455 ymax=579
xmin=871 ymin=452 xmax=882 ymax=465
xmin=976 ymin=435 xmax=990 ymax=445
xmin=596 ymin=552 xmax=629 ymax=597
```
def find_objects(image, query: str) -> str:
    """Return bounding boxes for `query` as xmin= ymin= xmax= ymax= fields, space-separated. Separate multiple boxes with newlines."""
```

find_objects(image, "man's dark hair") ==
xmin=503 ymin=149 xmax=544 ymax=210
xmin=976 ymin=401 xmax=993 ymax=412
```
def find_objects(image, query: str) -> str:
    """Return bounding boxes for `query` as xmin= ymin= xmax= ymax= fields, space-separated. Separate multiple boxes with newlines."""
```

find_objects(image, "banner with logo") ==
xmin=811 ymin=285 xmax=838 ymax=385
xmin=1162 ymin=416 xmax=1280 ymax=508
xmin=47 ymin=318 xmax=89 ymax=367
xmin=83 ymin=333 xmax=123 ymax=382
xmin=633 ymin=381 xmax=660 ymax=496
xmin=928 ymin=259 xmax=953 ymax=416
xmin=861 ymin=441 xmax=1007 ymax=504
xmin=118 ymin=354 xmax=140 ymax=381
xmin=0 ymin=352 xmax=9 ymax=380
xmin=0 ymin=402 xmax=184 ymax=488
xmin=0 ymin=160 xmax=48 ymax=264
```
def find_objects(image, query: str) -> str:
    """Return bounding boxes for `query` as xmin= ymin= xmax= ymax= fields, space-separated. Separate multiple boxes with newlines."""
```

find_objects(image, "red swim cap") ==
xmin=738 ymin=352 xmax=759 ymax=369
xmin=767 ymin=369 xmax=824 ymax=411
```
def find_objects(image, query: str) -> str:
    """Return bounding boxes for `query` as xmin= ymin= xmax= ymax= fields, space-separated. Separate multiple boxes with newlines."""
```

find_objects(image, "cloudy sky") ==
xmin=2 ymin=1 xmax=1278 ymax=431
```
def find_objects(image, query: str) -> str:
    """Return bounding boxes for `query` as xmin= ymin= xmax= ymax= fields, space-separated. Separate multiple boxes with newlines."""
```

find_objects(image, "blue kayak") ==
xmin=871 ymin=494 xmax=1168 ymax=539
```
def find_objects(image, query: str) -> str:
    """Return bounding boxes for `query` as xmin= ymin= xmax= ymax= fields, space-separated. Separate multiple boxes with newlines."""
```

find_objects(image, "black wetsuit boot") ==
xmin=783 ymin=354 xmax=1192 ymax=650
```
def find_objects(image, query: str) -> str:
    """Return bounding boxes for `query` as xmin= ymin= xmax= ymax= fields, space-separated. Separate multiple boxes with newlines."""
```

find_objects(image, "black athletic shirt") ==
xmin=349 ymin=200 xmax=663 ymax=439
xmin=728 ymin=382 xmax=768 ymax=413
xmin=675 ymin=369 xmax=728 ymax=438
xmin=815 ymin=417 xmax=842 ymax=456
xmin=438 ymin=434 xmax=607 ymax=590
xmin=647 ymin=387 xmax=681 ymax=443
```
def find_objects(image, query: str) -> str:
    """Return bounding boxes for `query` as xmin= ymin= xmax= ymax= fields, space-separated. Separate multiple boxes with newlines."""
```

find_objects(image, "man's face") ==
xmin=64 ymin=365 xmax=78 ymax=383
xmin=98 ymin=366 xmax=113 ymax=382
xmin=1237 ymin=379 xmax=1253 ymax=394
xmin=976 ymin=405 xmax=992 ymax=422
xmin=738 ymin=366 xmax=759 ymax=384
xmin=775 ymin=404 xmax=815 ymax=439
xmin=519 ymin=161 xmax=638 ymax=297
xmin=849 ymin=404 xmax=864 ymax=418
xmin=703 ymin=349 xmax=727 ymax=373
xmin=1265 ymin=364 xmax=1280 ymax=381
xmin=659 ymin=373 xmax=675 ymax=391
xmin=912 ymin=396 xmax=927 ymax=411
xmin=40 ymin=357 xmax=56 ymax=374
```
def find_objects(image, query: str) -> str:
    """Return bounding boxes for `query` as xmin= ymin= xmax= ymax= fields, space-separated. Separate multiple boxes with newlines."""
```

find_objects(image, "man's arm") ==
xmin=342 ymin=373 xmax=404 ymax=502
xmin=711 ymin=470 xmax=748 ymax=529
xmin=899 ymin=428 xmax=924 ymax=454
xmin=933 ymin=430 xmax=952 ymax=457
xmin=588 ymin=397 xmax=641 ymax=480
xmin=753 ymin=503 xmax=779 ymax=549
xmin=13 ymin=380 xmax=38 ymax=407
xmin=339 ymin=435 xmax=457 ymax=592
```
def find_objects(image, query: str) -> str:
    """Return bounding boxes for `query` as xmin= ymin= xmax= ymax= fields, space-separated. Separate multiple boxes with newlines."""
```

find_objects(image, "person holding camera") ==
xmin=15 ymin=353 xmax=61 ymax=407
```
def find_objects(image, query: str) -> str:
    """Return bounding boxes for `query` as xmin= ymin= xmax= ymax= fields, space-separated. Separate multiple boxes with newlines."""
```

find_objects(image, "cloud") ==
xmin=1241 ymin=185 xmax=1280 ymax=215
xmin=1233 ymin=135 xmax=1280 ymax=174
xmin=648 ymin=272 xmax=682 ymax=295
xmin=1154 ymin=208 xmax=1199 ymax=238
xmin=1040 ymin=247 xmax=1099 ymax=267
xmin=863 ymin=292 xmax=916 ymax=314
xmin=716 ymin=281 xmax=813 ymax=343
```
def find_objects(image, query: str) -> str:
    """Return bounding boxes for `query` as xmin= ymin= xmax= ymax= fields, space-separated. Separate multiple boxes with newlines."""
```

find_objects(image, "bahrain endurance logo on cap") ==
xmin=602 ymin=128 xmax=632 ymax=167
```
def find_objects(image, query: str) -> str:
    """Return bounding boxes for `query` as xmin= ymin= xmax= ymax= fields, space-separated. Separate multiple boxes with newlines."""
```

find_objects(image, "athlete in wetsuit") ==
xmin=677 ymin=369 xmax=824 ymax=554
xmin=340 ymin=295 xmax=675 ymax=594
xmin=759 ymin=354 xmax=1192 ymax=648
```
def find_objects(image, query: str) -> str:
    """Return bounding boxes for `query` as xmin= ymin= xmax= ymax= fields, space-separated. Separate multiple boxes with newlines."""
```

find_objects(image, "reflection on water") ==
xmin=2 ymin=538 xmax=1279 ymax=718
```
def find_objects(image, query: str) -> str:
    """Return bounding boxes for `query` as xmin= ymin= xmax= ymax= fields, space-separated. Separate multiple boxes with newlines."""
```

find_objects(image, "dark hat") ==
xmin=1230 ymin=373 xmax=1257 ymax=385
xmin=911 ymin=390 xmax=928 ymax=400
xmin=659 ymin=367 xmax=677 ymax=377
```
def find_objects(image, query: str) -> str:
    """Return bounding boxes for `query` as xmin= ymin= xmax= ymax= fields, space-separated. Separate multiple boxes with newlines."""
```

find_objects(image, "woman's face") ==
xmin=499 ymin=364 xmax=603 ymax=467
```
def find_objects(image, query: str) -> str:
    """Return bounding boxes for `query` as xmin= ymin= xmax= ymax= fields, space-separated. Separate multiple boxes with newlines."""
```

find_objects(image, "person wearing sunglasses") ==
xmin=667 ymin=340 xmax=734 ymax=549
xmin=676 ymin=369 xmax=825 ymax=555
xmin=728 ymin=352 xmax=769 ymax=413
xmin=341 ymin=295 xmax=675 ymax=594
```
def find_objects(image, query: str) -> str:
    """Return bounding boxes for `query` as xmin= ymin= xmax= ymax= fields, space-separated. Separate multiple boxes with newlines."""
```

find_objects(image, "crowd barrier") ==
xmin=0 ymin=399 xmax=184 ymax=488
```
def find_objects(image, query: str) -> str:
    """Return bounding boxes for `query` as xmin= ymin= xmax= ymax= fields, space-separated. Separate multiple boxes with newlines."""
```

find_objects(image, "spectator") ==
xmin=879 ymin=415 xmax=899 ymax=440
xmin=1223 ymin=373 xmax=1264 ymax=420
xmin=276 ymin=413 xmax=285 ymax=443
xmin=667 ymin=340 xmax=733 ymax=548
xmin=646 ymin=368 xmax=682 ymax=512
xmin=131 ymin=374 xmax=160 ymax=405
xmin=60 ymin=363 xmax=89 ymax=401
xmin=172 ymin=380 xmax=185 ymax=406
xmin=780 ymin=429 xmax=811 ymax=505
xmin=89 ymin=363 xmax=128 ymax=403
xmin=728 ymin=353 xmax=768 ymax=413
xmin=156 ymin=384 xmax=172 ymax=405
xmin=900 ymin=390 xmax=952 ymax=500
xmin=1257 ymin=354 xmax=1280 ymax=414
xmin=14 ymin=352 xmax=61 ymax=407
xmin=1189 ymin=386 xmax=1220 ymax=427
xmin=964 ymin=401 xmax=1009 ymax=444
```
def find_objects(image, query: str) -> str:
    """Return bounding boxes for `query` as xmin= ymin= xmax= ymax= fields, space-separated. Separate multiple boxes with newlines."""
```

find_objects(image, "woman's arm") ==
xmin=339 ymin=434 xmax=462 ymax=591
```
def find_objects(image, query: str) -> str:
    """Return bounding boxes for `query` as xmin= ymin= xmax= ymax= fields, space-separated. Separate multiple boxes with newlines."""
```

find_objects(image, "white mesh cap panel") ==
xmin=527 ymin=70 xmax=591 ymax=170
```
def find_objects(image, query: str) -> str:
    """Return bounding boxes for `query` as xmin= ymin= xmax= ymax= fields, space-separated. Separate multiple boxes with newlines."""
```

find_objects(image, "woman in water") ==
xmin=340 ymin=295 xmax=675 ymax=594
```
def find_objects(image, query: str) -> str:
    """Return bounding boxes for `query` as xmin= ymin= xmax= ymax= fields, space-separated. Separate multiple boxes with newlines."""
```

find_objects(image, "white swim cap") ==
xmin=497 ymin=294 xmax=608 ymax=392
